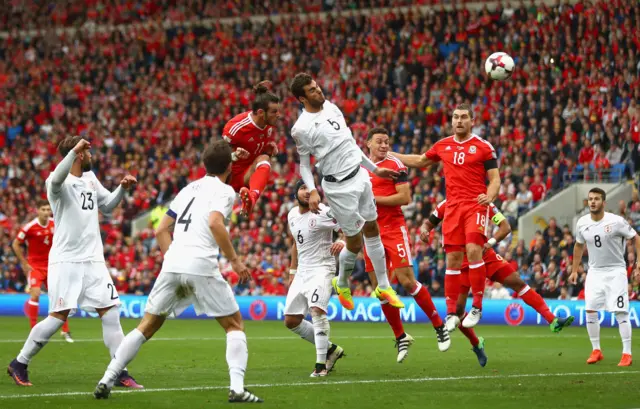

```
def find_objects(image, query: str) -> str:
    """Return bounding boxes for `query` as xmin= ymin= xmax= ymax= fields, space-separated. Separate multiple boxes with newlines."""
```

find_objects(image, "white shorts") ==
xmin=284 ymin=272 xmax=334 ymax=316
xmin=585 ymin=269 xmax=629 ymax=313
xmin=145 ymin=272 xmax=239 ymax=318
xmin=48 ymin=262 xmax=121 ymax=316
xmin=321 ymin=167 xmax=377 ymax=237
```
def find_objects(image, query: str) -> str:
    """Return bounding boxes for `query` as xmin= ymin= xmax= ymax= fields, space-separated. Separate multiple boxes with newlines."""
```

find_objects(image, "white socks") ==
xmin=101 ymin=307 xmax=125 ymax=359
xmin=586 ymin=312 xmax=600 ymax=351
xmin=616 ymin=312 xmax=632 ymax=355
xmin=100 ymin=328 xmax=147 ymax=387
xmin=290 ymin=320 xmax=316 ymax=344
xmin=337 ymin=248 xmax=357 ymax=287
xmin=311 ymin=315 xmax=330 ymax=364
xmin=17 ymin=316 xmax=65 ymax=364
xmin=364 ymin=235 xmax=391 ymax=289
xmin=226 ymin=331 xmax=248 ymax=394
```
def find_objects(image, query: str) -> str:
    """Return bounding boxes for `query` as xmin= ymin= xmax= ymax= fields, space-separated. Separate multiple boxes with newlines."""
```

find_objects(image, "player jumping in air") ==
xmin=364 ymin=128 xmax=450 ymax=361
xmin=12 ymin=200 xmax=73 ymax=342
xmin=393 ymin=104 xmax=501 ymax=329
xmin=284 ymin=180 xmax=346 ymax=377
xmin=223 ymin=81 xmax=281 ymax=216
xmin=423 ymin=200 xmax=575 ymax=366
xmin=289 ymin=73 xmax=403 ymax=311
xmin=7 ymin=136 xmax=140 ymax=388
xmin=570 ymin=187 xmax=639 ymax=367
xmin=94 ymin=141 xmax=263 ymax=403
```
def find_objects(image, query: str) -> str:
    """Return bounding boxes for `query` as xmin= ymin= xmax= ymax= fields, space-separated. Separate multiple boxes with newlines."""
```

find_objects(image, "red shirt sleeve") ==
xmin=482 ymin=141 xmax=498 ymax=169
xmin=16 ymin=226 xmax=28 ymax=243
xmin=425 ymin=142 xmax=441 ymax=162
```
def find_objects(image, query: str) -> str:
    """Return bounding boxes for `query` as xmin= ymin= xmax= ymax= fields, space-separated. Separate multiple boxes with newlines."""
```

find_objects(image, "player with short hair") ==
xmin=289 ymin=73 xmax=403 ymax=311
xmin=365 ymin=128 xmax=450 ymax=361
xmin=7 ymin=136 xmax=140 ymax=388
xmin=12 ymin=200 xmax=73 ymax=342
xmin=392 ymin=104 xmax=501 ymax=329
xmin=423 ymin=200 xmax=574 ymax=366
xmin=94 ymin=140 xmax=263 ymax=403
xmin=223 ymin=81 xmax=281 ymax=216
xmin=284 ymin=180 xmax=346 ymax=377
xmin=570 ymin=187 xmax=639 ymax=367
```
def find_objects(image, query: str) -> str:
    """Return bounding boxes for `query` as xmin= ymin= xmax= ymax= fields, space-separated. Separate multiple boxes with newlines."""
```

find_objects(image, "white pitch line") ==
xmin=0 ymin=334 xmax=620 ymax=344
xmin=0 ymin=370 xmax=638 ymax=400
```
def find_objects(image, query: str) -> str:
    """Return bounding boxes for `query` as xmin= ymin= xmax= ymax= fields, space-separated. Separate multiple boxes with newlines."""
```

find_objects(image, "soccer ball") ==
xmin=485 ymin=52 xmax=515 ymax=81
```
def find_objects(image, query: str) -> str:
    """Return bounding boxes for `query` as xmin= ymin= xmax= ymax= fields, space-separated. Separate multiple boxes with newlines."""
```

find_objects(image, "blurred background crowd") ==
xmin=1 ymin=0 xmax=639 ymax=301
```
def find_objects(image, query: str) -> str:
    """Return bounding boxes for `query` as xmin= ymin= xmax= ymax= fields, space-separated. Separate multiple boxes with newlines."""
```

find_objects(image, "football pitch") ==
xmin=0 ymin=317 xmax=638 ymax=408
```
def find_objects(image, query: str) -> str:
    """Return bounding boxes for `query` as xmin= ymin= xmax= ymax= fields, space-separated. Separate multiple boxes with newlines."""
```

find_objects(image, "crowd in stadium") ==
xmin=1 ymin=0 xmax=640 ymax=302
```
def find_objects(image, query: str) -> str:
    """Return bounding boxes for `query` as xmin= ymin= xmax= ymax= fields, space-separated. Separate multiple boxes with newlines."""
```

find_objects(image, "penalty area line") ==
xmin=0 ymin=370 xmax=638 ymax=399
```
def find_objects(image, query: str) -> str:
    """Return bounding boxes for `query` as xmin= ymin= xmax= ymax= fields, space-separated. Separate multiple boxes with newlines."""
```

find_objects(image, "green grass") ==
xmin=0 ymin=317 xmax=638 ymax=408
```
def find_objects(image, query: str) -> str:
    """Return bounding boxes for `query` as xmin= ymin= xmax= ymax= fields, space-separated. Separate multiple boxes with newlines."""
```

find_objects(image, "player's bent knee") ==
xmin=395 ymin=268 xmax=415 ymax=290
xmin=615 ymin=312 xmax=630 ymax=322
xmin=310 ymin=307 xmax=327 ymax=317
xmin=345 ymin=235 xmax=363 ymax=254
xmin=446 ymin=251 xmax=464 ymax=268
xmin=284 ymin=315 xmax=303 ymax=329
xmin=50 ymin=310 xmax=70 ymax=321
xmin=137 ymin=313 xmax=166 ymax=339
xmin=465 ymin=244 xmax=483 ymax=261
xmin=218 ymin=311 xmax=245 ymax=333
xmin=362 ymin=220 xmax=379 ymax=236
xmin=503 ymin=274 xmax=526 ymax=292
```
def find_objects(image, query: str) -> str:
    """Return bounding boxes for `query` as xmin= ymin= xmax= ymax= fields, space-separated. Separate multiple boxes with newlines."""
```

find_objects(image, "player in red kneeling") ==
xmin=222 ymin=81 xmax=281 ymax=216
xmin=11 ymin=200 xmax=73 ymax=343
xmin=422 ymin=200 xmax=574 ymax=366
xmin=364 ymin=128 xmax=450 ymax=362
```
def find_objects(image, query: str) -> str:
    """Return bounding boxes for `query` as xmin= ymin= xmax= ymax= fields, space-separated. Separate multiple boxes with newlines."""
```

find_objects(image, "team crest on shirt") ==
xmin=89 ymin=181 xmax=96 ymax=190
xmin=469 ymin=146 xmax=477 ymax=154
xmin=309 ymin=218 xmax=317 ymax=228
xmin=604 ymin=225 xmax=613 ymax=234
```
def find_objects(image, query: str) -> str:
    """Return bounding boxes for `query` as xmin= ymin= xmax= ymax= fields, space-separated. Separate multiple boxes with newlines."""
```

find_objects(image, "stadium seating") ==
xmin=1 ymin=0 xmax=639 ymax=301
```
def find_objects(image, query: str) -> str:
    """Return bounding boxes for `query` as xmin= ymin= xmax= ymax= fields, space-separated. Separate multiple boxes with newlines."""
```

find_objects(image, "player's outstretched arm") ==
xmin=390 ymin=152 xmax=433 ymax=169
xmin=209 ymin=211 xmax=250 ymax=282
xmin=569 ymin=242 xmax=585 ymax=284
xmin=155 ymin=213 xmax=176 ymax=255
xmin=96 ymin=175 xmax=137 ymax=213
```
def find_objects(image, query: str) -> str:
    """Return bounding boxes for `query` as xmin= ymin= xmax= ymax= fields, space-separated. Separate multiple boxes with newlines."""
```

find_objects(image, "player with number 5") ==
xmin=392 ymin=104 xmax=501 ymax=330
xmin=570 ymin=187 xmax=640 ymax=367
xmin=8 ymin=136 xmax=141 ymax=389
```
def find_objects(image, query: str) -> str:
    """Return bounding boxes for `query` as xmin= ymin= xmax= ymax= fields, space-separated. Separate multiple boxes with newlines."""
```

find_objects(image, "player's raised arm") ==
xmin=95 ymin=175 xmax=137 ymax=213
xmin=391 ymin=152 xmax=434 ymax=169
xmin=47 ymin=138 xmax=90 ymax=196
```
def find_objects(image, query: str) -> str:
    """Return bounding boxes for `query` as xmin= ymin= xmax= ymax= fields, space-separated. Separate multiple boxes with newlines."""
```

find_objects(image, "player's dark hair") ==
xmin=203 ymin=140 xmax=233 ymax=176
xmin=588 ymin=187 xmax=606 ymax=201
xmin=290 ymin=73 xmax=313 ymax=101
xmin=251 ymin=80 xmax=279 ymax=113
xmin=36 ymin=199 xmax=49 ymax=208
xmin=454 ymin=103 xmax=474 ymax=119
xmin=57 ymin=135 xmax=82 ymax=156
xmin=367 ymin=127 xmax=389 ymax=141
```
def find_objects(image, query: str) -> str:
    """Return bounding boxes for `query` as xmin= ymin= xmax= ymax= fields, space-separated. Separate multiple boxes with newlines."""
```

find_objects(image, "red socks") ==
xmin=444 ymin=271 xmax=461 ymax=314
xmin=62 ymin=320 xmax=70 ymax=333
xmin=459 ymin=313 xmax=480 ymax=347
xmin=469 ymin=262 xmax=487 ymax=309
xmin=411 ymin=283 xmax=443 ymax=327
xmin=381 ymin=301 xmax=405 ymax=339
xmin=25 ymin=300 xmax=39 ymax=328
xmin=520 ymin=286 xmax=555 ymax=324
xmin=249 ymin=162 xmax=271 ymax=201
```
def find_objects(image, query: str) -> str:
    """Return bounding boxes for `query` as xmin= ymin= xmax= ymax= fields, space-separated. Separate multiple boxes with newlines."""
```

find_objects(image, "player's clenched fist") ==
xmin=264 ymin=141 xmax=278 ymax=156
xmin=374 ymin=167 xmax=399 ymax=180
xmin=120 ymin=175 xmax=137 ymax=191
xmin=232 ymin=259 xmax=251 ymax=283
xmin=568 ymin=271 xmax=578 ymax=285
xmin=72 ymin=139 xmax=90 ymax=154
xmin=233 ymin=147 xmax=250 ymax=161
xmin=419 ymin=221 xmax=430 ymax=243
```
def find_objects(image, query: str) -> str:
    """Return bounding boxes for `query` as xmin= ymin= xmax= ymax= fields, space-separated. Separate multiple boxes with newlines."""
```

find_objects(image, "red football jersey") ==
xmin=222 ymin=111 xmax=276 ymax=171
xmin=16 ymin=218 xmax=54 ymax=269
xmin=425 ymin=134 xmax=497 ymax=203
xmin=430 ymin=200 xmax=501 ymax=226
xmin=368 ymin=155 xmax=409 ymax=227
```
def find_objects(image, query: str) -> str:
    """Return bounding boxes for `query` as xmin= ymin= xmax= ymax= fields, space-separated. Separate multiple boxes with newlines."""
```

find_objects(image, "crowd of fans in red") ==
xmin=1 ymin=0 xmax=639 ymax=301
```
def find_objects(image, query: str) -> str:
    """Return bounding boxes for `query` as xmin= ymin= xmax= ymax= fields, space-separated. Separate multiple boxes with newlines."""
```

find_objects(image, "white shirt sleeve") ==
xmin=94 ymin=175 xmax=124 ymax=213
xmin=575 ymin=222 xmax=585 ymax=244
xmin=619 ymin=218 xmax=637 ymax=240
xmin=209 ymin=188 xmax=235 ymax=219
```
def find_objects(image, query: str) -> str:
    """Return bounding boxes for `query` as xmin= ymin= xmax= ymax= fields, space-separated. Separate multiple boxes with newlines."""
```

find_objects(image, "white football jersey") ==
xmin=575 ymin=212 xmax=637 ymax=272
xmin=291 ymin=100 xmax=362 ymax=180
xmin=46 ymin=171 xmax=113 ymax=264
xmin=161 ymin=176 xmax=235 ymax=277
xmin=288 ymin=204 xmax=340 ymax=276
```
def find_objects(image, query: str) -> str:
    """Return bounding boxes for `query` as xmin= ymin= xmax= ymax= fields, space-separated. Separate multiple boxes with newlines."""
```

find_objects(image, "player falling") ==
xmin=94 ymin=141 xmax=263 ymax=403
xmin=7 ymin=136 xmax=140 ymax=388
xmin=284 ymin=180 xmax=346 ymax=377
xmin=365 ymin=128 xmax=450 ymax=361
xmin=12 ymin=200 xmax=73 ymax=342
xmin=393 ymin=104 xmax=501 ymax=329
xmin=289 ymin=73 xmax=403 ymax=311
xmin=223 ymin=81 xmax=280 ymax=216
xmin=570 ymin=187 xmax=638 ymax=367
xmin=423 ymin=200 xmax=574 ymax=366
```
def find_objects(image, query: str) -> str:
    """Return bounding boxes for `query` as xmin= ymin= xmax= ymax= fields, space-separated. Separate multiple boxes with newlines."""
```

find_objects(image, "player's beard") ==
xmin=590 ymin=205 xmax=604 ymax=215
xmin=297 ymin=197 xmax=310 ymax=208
xmin=307 ymin=97 xmax=324 ymax=110
xmin=81 ymin=158 xmax=92 ymax=172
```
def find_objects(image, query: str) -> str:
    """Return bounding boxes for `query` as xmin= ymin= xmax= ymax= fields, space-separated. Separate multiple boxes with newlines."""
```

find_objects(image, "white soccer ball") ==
xmin=485 ymin=52 xmax=515 ymax=81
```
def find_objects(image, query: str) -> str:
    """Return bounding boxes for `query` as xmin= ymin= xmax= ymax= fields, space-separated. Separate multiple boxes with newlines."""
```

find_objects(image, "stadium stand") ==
xmin=0 ymin=0 xmax=639 ymax=302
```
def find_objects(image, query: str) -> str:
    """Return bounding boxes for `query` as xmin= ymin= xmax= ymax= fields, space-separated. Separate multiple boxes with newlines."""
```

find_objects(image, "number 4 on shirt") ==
xmin=178 ymin=197 xmax=195 ymax=232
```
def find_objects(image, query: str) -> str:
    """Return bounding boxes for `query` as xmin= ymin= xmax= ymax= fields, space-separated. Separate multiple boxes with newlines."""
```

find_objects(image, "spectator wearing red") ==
xmin=529 ymin=175 xmax=546 ymax=205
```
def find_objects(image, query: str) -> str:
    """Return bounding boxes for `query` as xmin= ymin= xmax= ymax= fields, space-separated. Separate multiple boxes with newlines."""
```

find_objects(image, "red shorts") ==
xmin=29 ymin=267 xmax=48 ymax=289
xmin=364 ymin=224 xmax=413 ymax=275
xmin=441 ymin=201 xmax=490 ymax=247
xmin=228 ymin=165 xmax=250 ymax=192
xmin=459 ymin=250 xmax=514 ymax=289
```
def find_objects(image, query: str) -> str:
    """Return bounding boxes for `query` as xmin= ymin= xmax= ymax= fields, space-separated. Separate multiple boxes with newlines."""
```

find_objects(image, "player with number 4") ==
xmin=570 ymin=187 xmax=640 ymax=367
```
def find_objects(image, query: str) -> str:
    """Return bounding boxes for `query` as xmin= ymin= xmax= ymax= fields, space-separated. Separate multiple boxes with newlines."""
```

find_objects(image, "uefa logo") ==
xmin=248 ymin=300 xmax=268 ymax=321
xmin=504 ymin=303 xmax=525 ymax=326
